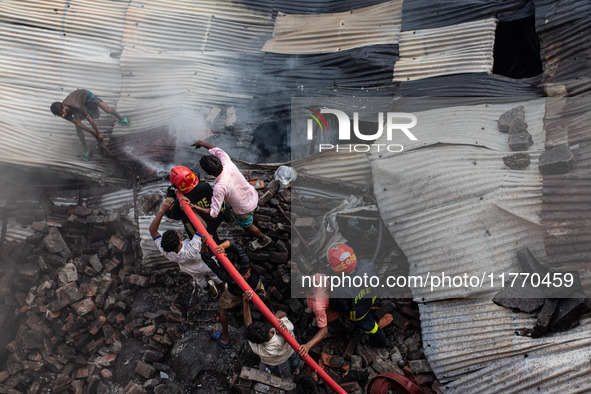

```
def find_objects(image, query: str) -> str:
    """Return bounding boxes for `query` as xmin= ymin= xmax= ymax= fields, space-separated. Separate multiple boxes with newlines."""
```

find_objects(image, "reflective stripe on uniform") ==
xmin=365 ymin=322 xmax=379 ymax=334
xmin=347 ymin=310 xmax=369 ymax=322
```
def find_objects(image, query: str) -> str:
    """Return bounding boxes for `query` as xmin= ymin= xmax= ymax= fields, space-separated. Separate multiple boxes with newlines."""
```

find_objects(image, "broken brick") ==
xmin=340 ymin=381 xmax=360 ymax=393
xmin=0 ymin=370 xmax=9 ymax=383
xmin=391 ymin=311 xmax=410 ymax=331
xmin=498 ymin=106 xmax=525 ymax=133
xmin=124 ymin=383 xmax=147 ymax=394
xmin=343 ymin=368 xmax=369 ymax=382
xmin=432 ymin=381 xmax=444 ymax=394
xmin=88 ymin=255 xmax=103 ymax=272
xmin=259 ymin=191 xmax=274 ymax=206
xmin=128 ymin=275 xmax=149 ymax=287
xmin=152 ymin=334 xmax=173 ymax=347
xmin=71 ymin=298 xmax=95 ymax=316
xmin=101 ymin=368 xmax=113 ymax=381
xmin=294 ymin=217 xmax=316 ymax=231
xmin=374 ymin=301 xmax=396 ymax=320
xmin=539 ymin=144 xmax=575 ymax=175
xmin=409 ymin=360 xmax=432 ymax=374
xmin=109 ymin=236 xmax=125 ymax=251
xmin=378 ymin=313 xmax=393 ymax=329
xmin=356 ymin=343 xmax=375 ymax=367
xmin=43 ymin=227 xmax=72 ymax=258
xmin=94 ymin=354 xmax=117 ymax=367
xmin=72 ymin=365 xmax=93 ymax=379
xmin=269 ymin=252 xmax=289 ymax=264
xmin=166 ymin=326 xmax=182 ymax=340
xmin=103 ymin=257 xmax=121 ymax=273
xmin=508 ymin=132 xmax=533 ymax=151
xmin=531 ymin=299 xmax=558 ymax=338
xmin=503 ymin=153 xmax=531 ymax=170
xmin=550 ymin=298 xmax=591 ymax=332
xmin=135 ymin=361 xmax=156 ymax=379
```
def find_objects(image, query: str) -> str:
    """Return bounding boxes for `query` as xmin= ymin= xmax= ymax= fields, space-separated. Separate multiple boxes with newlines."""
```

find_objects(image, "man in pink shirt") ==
xmin=299 ymin=273 xmax=340 ymax=357
xmin=191 ymin=140 xmax=272 ymax=251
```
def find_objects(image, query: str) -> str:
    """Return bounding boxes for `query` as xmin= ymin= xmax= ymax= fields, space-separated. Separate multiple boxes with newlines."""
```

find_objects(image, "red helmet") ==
xmin=327 ymin=243 xmax=357 ymax=273
xmin=170 ymin=166 xmax=198 ymax=193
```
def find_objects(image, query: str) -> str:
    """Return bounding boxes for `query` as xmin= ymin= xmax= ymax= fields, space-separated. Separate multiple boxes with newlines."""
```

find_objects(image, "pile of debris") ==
xmin=493 ymin=248 xmax=590 ymax=339
xmin=499 ymin=105 xmax=575 ymax=174
xmin=0 ymin=203 xmax=140 ymax=393
xmin=0 ymin=170 xmax=441 ymax=393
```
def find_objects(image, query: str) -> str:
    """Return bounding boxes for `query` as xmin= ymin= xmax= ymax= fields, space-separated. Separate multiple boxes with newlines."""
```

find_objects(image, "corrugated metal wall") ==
xmin=393 ymin=19 xmax=497 ymax=82
xmin=371 ymin=98 xmax=591 ymax=392
xmin=371 ymin=100 xmax=547 ymax=301
xmin=261 ymin=1 xmax=401 ymax=54
xmin=541 ymin=98 xmax=591 ymax=267
xmin=535 ymin=0 xmax=591 ymax=96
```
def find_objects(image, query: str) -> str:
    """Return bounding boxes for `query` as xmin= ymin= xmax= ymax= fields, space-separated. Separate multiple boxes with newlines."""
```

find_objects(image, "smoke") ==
xmin=166 ymin=109 xmax=213 ymax=168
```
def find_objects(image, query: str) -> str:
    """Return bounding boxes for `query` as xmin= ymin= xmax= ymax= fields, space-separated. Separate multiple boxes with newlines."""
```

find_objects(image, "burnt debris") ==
xmin=0 ymin=170 xmax=441 ymax=393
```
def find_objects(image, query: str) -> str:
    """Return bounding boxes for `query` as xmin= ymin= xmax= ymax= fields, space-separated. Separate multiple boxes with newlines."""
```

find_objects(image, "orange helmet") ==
xmin=327 ymin=243 xmax=357 ymax=273
xmin=170 ymin=166 xmax=198 ymax=193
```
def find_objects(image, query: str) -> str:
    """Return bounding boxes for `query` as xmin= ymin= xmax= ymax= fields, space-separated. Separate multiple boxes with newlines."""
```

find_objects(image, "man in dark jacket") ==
xmin=327 ymin=243 xmax=386 ymax=348
xmin=166 ymin=166 xmax=228 ymax=244
xmin=201 ymin=239 xmax=265 ymax=348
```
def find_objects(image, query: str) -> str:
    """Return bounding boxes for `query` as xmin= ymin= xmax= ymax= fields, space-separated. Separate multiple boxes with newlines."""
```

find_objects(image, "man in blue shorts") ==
xmin=50 ymin=89 xmax=130 ymax=160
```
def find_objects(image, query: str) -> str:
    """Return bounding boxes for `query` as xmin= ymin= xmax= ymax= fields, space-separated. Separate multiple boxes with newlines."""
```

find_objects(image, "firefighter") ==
xmin=327 ymin=243 xmax=386 ymax=348
xmin=166 ymin=166 xmax=228 ymax=244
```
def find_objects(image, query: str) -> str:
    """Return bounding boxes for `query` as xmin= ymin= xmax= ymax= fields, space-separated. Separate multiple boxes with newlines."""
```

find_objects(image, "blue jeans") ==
xmin=265 ymin=351 xmax=300 ymax=376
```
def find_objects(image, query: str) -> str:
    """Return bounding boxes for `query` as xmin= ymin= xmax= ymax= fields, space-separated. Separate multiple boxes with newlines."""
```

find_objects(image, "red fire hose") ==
xmin=176 ymin=191 xmax=346 ymax=394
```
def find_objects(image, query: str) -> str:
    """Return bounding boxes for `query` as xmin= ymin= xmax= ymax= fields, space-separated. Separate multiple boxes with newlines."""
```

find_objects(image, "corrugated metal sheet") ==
xmin=370 ymin=101 xmax=546 ymax=298
xmin=393 ymin=18 xmax=497 ymax=82
xmin=0 ymin=219 xmax=35 ymax=243
xmin=371 ymin=98 xmax=591 ymax=390
xmin=401 ymin=0 xmax=534 ymax=30
xmin=292 ymin=151 xmax=372 ymax=187
xmin=535 ymin=0 xmax=591 ymax=96
xmin=0 ymin=18 xmax=123 ymax=178
xmin=261 ymin=1 xmax=401 ymax=54
xmin=372 ymin=146 xmax=546 ymax=301
xmin=259 ymin=44 xmax=399 ymax=94
xmin=541 ymin=98 xmax=591 ymax=266
xmin=377 ymin=99 xmax=546 ymax=154
xmin=396 ymin=74 xmax=544 ymax=97
xmin=0 ymin=0 xmax=277 ymax=178
xmin=420 ymin=299 xmax=591 ymax=392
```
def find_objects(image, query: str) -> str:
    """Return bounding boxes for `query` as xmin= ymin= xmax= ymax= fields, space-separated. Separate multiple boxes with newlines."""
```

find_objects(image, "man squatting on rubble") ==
xmin=149 ymin=198 xmax=225 ymax=299
xmin=327 ymin=243 xmax=386 ymax=347
xmin=50 ymin=89 xmax=130 ymax=161
xmin=298 ymin=272 xmax=340 ymax=357
xmin=243 ymin=290 xmax=302 ymax=377
xmin=298 ymin=244 xmax=386 ymax=356
xmin=191 ymin=140 xmax=273 ymax=252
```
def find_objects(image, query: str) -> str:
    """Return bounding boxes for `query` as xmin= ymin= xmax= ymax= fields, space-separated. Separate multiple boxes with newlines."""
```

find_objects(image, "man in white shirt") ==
xmin=243 ymin=291 xmax=302 ymax=377
xmin=149 ymin=198 xmax=224 ymax=297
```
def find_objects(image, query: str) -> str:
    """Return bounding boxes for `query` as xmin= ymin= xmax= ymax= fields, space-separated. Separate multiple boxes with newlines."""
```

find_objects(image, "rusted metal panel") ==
xmin=535 ymin=0 xmax=591 ymax=96
xmin=541 ymin=98 xmax=591 ymax=266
